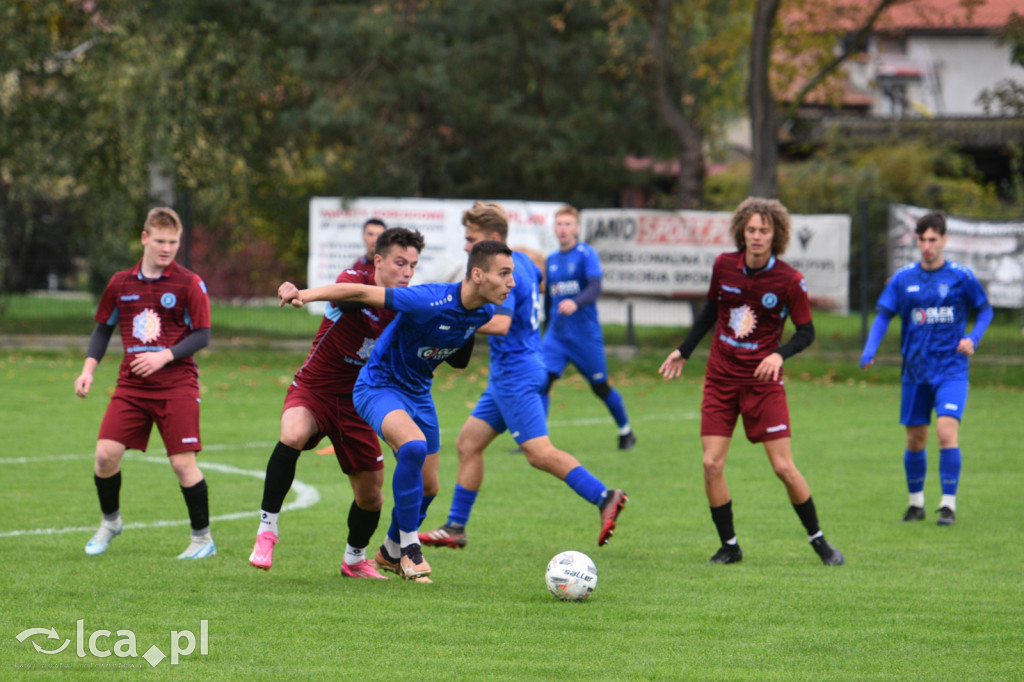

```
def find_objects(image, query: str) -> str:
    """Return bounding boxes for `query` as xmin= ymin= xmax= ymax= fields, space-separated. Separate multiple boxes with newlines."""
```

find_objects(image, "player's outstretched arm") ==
xmin=278 ymin=281 xmax=385 ymax=309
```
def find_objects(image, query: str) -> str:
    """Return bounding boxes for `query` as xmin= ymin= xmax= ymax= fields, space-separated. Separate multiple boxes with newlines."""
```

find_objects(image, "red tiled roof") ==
xmin=785 ymin=0 xmax=1019 ymax=33
xmin=877 ymin=0 xmax=1019 ymax=31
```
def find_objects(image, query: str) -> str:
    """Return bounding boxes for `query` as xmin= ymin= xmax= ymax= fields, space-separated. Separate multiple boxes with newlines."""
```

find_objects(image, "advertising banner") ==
xmin=889 ymin=203 xmax=1024 ymax=308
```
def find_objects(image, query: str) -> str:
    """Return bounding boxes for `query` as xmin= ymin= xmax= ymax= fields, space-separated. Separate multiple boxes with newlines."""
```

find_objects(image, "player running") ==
xmin=278 ymin=240 xmax=513 ymax=583
xmin=419 ymin=202 xmax=628 ymax=552
xmin=250 ymin=227 xmax=424 ymax=578
xmin=542 ymin=205 xmax=636 ymax=450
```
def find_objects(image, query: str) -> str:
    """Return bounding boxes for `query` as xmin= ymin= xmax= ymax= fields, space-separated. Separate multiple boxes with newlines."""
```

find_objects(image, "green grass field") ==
xmin=2 ymin=347 xmax=1023 ymax=680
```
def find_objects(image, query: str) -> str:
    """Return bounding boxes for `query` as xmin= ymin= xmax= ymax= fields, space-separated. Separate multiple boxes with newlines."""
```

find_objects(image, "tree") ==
xmin=977 ymin=11 xmax=1024 ymax=116
xmin=749 ymin=0 xmax=898 ymax=198
xmin=602 ymin=0 xmax=751 ymax=208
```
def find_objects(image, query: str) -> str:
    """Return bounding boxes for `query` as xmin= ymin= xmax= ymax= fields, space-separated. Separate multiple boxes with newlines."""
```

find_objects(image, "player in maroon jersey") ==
xmin=349 ymin=217 xmax=387 ymax=276
xmin=316 ymin=218 xmax=388 ymax=456
xmin=659 ymin=197 xmax=844 ymax=566
xmin=74 ymin=207 xmax=214 ymax=559
xmin=249 ymin=227 xmax=425 ymax=578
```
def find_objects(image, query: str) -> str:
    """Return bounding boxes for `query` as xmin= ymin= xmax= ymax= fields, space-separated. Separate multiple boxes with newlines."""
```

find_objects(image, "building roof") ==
xmin=877 ymin=0 xmax=1019 ymax=32
xmin=785 ymin=0 xmax=1019 ymax=34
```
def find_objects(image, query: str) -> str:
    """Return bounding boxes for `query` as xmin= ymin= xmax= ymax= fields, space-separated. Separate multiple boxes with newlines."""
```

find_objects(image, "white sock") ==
xmin=258 ymin=510 xmax=279 ymax=536
xmin=101 ymin=512 xmax=121 ymax=526
xmin=909 ymin=492 xmax=925 ymax=509
xmin=940 ymin=495 xmax=956 ymax=511
xmin=808 ymin=530 xmax=823 ymax=542
xmin=724 ymin=536 xmax=738 ymax=546
xmin=344 ymin=544 xmax=366 ymax=566
xmin=384 ymin=536 xmax=400 ymax=558
xmin=399 ymin=530 xmax=420 ymax=548
xmin=618 ymin=424 xmax=632 ymax=436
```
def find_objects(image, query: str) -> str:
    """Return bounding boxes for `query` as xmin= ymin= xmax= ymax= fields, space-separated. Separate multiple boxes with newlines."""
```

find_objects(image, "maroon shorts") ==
xmin=98 ymin=393 xmax=202 ymax=455
xmin=700 ymin=380 xmax=791 ymax=443
xmin=283 ymin=383 xmax=384 ymax=474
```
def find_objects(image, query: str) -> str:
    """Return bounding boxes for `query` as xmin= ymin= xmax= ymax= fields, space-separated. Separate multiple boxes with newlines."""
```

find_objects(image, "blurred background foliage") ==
xmin=1 ymin=0 xmax=1022 ymax=302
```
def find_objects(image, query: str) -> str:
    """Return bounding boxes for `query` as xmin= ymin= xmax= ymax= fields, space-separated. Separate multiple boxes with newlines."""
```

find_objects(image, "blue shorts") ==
xmin=900 ymin=379 xmax=968 ymax=426
xmin=542 ymin=333 xmax=608 ymax=385
xmin=353 ymin=382 xmax=441 ymax=455
xmin=472 ymin=363 xmax=548 ymax=444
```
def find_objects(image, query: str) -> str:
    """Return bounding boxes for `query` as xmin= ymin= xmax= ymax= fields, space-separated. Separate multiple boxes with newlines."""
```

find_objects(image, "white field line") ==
xmin=0 ymin=448 xmax=318 ymax=538
xmin=0 ymin=410 xmax=696 ymax=538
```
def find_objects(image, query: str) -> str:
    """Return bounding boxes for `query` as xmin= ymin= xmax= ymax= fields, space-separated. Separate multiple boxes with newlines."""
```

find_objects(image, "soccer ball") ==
xmin=545 ymin=550 xmax=598 ymax=601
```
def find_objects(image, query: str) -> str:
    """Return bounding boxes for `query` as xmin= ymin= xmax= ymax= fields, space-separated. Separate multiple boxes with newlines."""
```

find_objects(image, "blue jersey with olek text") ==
xmin=545 ymin=242 xmax=603 ymax=340
xmin=357 ymin=282 xmax=494 ymax=396
xmin=489 ymin=251 xmax=544 ymax=376
xmin=877 ymin=261 xmax=989 ymax=384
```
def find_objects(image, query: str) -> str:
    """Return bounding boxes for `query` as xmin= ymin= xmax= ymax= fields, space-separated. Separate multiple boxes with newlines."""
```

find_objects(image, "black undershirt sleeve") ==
xmin=676 ymin=299 xmax=718 ymax=359
xmin=86 ymin=323 xmax=115 ymax=362
xmin=170 ymin=328 xmax=211 ymax=361
xmin=775 ymin=321 xmax=815 ymax=360
xmin=444 ymin=333 xmax=475 ymax=369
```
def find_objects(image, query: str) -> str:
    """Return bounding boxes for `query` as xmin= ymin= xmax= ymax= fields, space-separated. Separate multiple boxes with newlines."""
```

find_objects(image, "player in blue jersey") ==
xmin=419 ymin=202 xmax=628 ymax=551
xmin=543 ymin=205 xmax=636 ymax=450
xmin=278 ymin=239 xmax=514 ymax=583
xmin=861 ymin=212 xmax=993 ymax=526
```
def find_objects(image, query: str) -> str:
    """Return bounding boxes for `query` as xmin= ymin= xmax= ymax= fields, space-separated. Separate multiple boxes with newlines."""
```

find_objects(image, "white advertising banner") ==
xmin=888 ymin=203 xmax=1024 ymax=309
xmin=307 ymin=196 xmax=562 ymax=290
xmin=579 ymin=209 xmax=851 ymax=312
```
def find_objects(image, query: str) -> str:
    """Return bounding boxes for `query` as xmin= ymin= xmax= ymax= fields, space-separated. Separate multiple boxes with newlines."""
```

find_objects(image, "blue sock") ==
xmin=602 ymin=388 xmax=629 ymax=429
xmin=565 ymin=466 xmax=606 ymax=506
xmin=447 ymin=484 xmax=478 ymax=527
xmin=393 ymin=440 xmax=428 ymax=536
xmin=419 ymin=494 xmax=435 ymax=528
xmin=939 ymin=447 xmax=962 ymax=496
xmin=904 ymin=448 xmax=927 ymax=494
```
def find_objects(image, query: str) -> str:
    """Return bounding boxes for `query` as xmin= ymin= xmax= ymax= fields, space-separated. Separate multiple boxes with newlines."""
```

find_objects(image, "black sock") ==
xmin=793 ymin=496 xmax=821 ymax=537
xmin=261 ymin=442 xmax=302 ymax=513
xmin=346 ymin=501 xmax=381 ymax=549
xmin=95 ymin=471 xmax=121 ymax=517
xmin=710 ymin=500 xmax=736 ymax=544
xmin=181 ymin=478 xmax=210 ymax=533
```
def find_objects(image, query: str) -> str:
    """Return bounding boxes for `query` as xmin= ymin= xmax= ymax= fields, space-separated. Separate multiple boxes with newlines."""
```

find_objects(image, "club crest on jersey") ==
xmin=728 ymin=304 xmax=757 ymax=339
xmin=938 ymin=284 xmax=949 ymax=299
xmin=160 ymin=292 xmax=177 ymax=308
xmin=132 ymin=308 xmax=162 ymax=343
xmin=761 ymin=292 xmax=778 ymax=309
xmin=357 ymin=337 xmax=376 ymax=361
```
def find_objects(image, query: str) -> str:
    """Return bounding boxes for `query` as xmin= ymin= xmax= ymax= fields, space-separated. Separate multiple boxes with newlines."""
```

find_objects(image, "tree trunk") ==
xmin=749 ymin=0 xmax=780 ymax=199
xmin=650 ymin=0 xmax=705 ymax=209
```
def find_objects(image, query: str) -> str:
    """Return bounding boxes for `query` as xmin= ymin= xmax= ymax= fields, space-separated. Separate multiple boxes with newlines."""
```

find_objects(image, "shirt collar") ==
xmin=739 ymin=253 xmax=775 ymax=276
xmin=131 ymin=259 xmax=177 ymax=281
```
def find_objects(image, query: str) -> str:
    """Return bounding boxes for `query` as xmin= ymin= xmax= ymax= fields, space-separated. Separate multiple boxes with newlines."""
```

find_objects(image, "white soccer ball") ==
xmin=545 ymin=550 xmax=598 ymax=601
